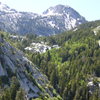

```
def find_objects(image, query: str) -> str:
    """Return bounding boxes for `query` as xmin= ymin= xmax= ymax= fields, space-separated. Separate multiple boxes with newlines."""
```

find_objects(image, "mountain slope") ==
xmin=0 ymin=33 xmax=61 ymax=99
xmin=26 ymin=20 xmax=100 ymax=100
xmin=0 ymin=2 xmax=86 ymax=36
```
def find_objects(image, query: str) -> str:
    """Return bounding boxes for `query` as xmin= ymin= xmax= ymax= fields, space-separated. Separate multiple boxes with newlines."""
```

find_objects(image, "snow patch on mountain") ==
xmin=25 ymin=42 xmax=60 ymax=53
xmin=93 ymin=26 xmax=100 ymax=35
xmin=48 ymin=21 xmax=55 ymax=28
xmin=42 ymin=9 xmax=62 ymax=16
xmin=98 ymin=40 xmax=100 ymax=46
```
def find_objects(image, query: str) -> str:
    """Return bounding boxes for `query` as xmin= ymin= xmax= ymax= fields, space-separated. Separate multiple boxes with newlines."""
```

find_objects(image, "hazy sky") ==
xmin=0 ymin=0 xmax=100 ymax=21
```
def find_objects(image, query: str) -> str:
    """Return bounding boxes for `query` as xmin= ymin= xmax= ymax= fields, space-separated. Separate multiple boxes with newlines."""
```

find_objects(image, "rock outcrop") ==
xmin=0 ymin=34 xmax=57 ymax=99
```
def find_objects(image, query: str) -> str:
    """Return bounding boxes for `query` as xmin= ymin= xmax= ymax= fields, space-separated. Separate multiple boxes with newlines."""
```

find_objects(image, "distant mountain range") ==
xmin=0 ymin=2 xmax=87 ymax=36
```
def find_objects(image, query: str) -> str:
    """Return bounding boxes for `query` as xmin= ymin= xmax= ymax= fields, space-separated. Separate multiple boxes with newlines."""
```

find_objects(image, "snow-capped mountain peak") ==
xmin=42 ymin=5 xmax=86 ymax=32
xmin=43 ymin=5 xmax=73 ymax=15
xmin=0 ymin=3 xmax=87 ymax=36
xmin=0 ymin=2 xmax=17 ymax=13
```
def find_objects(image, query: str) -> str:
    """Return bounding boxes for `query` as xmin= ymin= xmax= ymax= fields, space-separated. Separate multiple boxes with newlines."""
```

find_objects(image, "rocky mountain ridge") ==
xmin=0 ymin=2 xmax=86 ymax=36
xmin=0 ymin=34 xmax=59 ymax=99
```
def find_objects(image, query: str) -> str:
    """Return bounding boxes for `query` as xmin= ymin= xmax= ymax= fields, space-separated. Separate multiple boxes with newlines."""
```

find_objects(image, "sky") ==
xmin=0 ymin=0 xmax=100 ymax=21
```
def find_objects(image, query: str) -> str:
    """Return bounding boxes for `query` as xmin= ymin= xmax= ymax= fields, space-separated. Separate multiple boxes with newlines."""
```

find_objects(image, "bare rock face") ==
xmin=0 ymin=2 xmax=86 ymax=36
xmin=0 ymin=35 xmax=57 ymax=99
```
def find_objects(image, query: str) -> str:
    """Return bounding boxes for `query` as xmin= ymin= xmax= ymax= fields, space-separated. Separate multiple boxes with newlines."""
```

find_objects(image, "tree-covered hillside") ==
xmin=0 ymin=32 xmax=61 ymax=100
xmin=0 ymin=20 xmax=100 ymax=100
xmin=27 ymin=20 xmax=100 ymax=100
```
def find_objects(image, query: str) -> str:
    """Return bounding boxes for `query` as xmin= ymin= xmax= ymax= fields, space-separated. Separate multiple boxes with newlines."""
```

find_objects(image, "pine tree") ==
xmin=50 ymin=68 xmax=58 ymax=89
xmin=15 ymin=89 xmax=26 ymax=100
xmin=10 ymin=77 xmax=20 ymax=100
